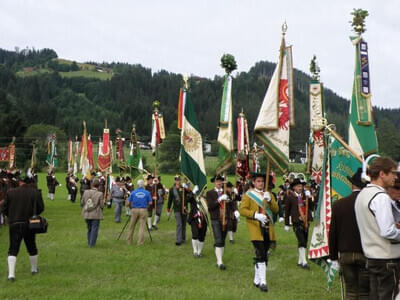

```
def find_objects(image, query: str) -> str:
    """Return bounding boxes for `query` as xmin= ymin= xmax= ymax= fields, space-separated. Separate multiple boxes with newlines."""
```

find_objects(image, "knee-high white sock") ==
xmin=258 ymin=262 xmax=266 ymax=285
xmin=228 ymin=231 xmax=234 ymax=241
xmin=147 ymin=217 xmax=152 ymax=229
xmin=215 ymin=247 xmax=224 ymax=265
xmin=298 ymin=248 xmax=302 ymax=265
xmin=8 ymin=256 xmax=16 ymax=279
xmin=301 ymin=247 xmax=307 ymax=265
xmin=153 ymin=215 xmax=160 ymax=226
xmin=198 ymin=241 xmax=204 ymax=255
xmin=29 ymin=255 xmax=38 ymax=272
xmin=192 ymin=239 xmax=198 ymax=255
xmin=254 ymin=264 xmax=260 ymax=285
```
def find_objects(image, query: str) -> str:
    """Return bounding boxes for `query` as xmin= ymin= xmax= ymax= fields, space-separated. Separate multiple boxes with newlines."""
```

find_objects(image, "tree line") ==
xmin=0 ymin=47 xmax=399 ymax=170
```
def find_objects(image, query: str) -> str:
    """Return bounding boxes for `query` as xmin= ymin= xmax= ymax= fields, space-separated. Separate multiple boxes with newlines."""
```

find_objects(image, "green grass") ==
xmin=0 ymin=173 xmax=340 ymax=300
xmin=59 ymin=70 xmax=112 ymax=80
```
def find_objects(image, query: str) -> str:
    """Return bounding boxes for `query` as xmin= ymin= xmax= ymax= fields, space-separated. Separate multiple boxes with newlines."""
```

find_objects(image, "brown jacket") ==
xmin=284 ymin=190 xmax=312 ymax=226
xmin=81 ymin=188 xmax=104 ymax=220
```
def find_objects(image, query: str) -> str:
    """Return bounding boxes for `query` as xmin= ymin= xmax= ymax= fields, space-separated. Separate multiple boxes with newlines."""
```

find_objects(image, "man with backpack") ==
xmin=81 ymin=179 xmax=104 ymax=248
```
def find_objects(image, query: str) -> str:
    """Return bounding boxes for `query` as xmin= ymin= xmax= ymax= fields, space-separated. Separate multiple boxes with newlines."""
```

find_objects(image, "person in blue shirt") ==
xmin=127 ymin=179 xmax=152 ymax=245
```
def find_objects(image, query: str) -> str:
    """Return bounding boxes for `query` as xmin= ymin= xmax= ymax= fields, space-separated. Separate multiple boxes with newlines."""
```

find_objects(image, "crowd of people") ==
xmin=1 ymin=157 xmax=400 ymax=299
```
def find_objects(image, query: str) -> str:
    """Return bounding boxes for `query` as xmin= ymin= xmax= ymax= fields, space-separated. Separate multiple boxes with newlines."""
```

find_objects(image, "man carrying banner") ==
xmin=355 ymin=157 xmax=400 ymax=300
xmin=167 ymin=175 xmax=188 ymax=246
xmin=284 ymin=178 xmax=312 ymax=269
xmin=240 ymin=172 xmax=278 ymax=292
xmin=46 ymin=170 xmax=59 ymax=200
xmin=329 ymin=168 xmax=369 ymax=299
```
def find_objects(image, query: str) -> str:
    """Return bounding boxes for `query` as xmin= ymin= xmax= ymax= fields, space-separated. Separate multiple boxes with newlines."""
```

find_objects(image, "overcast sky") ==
xmin=1 ymin=0 xmax=399 ymax=108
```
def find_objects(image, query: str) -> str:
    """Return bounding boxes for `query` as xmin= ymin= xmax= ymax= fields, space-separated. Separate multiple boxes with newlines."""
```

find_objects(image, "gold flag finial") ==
xmin=282 ymin=21 xmax=288 ymax=35
xmin=183 ymin=73 xmax=189 ymax=89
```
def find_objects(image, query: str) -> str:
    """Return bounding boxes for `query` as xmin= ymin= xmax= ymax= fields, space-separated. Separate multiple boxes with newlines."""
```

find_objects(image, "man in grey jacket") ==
xmin=81 ymin=179 xmax=104 ymax=248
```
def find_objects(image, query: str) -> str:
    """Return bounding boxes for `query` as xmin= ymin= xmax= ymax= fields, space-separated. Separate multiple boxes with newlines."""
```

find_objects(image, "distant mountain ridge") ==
xmin=0 ymin=47 xmax=399 ymax=162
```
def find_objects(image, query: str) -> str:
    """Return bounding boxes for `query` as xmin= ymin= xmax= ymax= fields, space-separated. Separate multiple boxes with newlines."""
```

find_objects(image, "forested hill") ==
xmin=1 ymin=47 xmax=399 ymax=162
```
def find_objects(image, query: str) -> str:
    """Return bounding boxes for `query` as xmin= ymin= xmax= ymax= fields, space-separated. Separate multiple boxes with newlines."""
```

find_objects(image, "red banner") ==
xmin=0 ymin=147 xmax=10 ymax=162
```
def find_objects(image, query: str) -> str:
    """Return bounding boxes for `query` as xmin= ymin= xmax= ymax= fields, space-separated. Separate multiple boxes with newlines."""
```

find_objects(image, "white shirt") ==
xmin=368 ymin=184 xmax=400 ymax=241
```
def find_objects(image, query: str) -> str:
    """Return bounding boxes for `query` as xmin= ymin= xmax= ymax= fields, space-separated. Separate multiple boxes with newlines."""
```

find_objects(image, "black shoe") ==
xmin=175 ymin=242 xmax=181 ymax=246
xmin=259 ymin=283 xmax=268 ymax=292
xmin=253 ymin=282 xmax=260 ymax=288
xmin=218 ymin=264 xmax=226 ymax=270
xmin=148 ymin=227 xmax=153 ymax=231
xmin=229 ymin=240 xmax=235 ymax=244
xmin=297 ymin=263 xmax=302 ymax=267
xmin=197 ymin=253 xmax=203 ymax=258
xmin=152 ymin=225 xmax=158 ymax=230
xmin=8 ymin=277 xmax=15 ymax=282
xmin=301 ymin=264 xmax=310 ymax=270
xmin=32 ymin=269 xmax=39 ymax=275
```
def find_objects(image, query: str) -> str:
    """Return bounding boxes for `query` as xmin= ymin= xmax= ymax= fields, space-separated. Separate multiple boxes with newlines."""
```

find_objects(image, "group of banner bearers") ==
xmin=3 ymin=9 xmax=400 ymax=299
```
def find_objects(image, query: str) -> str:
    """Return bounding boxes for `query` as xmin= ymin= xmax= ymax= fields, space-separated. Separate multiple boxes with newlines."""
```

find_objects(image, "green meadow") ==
xmin=0 ymin=173 xmax=340 ymax=300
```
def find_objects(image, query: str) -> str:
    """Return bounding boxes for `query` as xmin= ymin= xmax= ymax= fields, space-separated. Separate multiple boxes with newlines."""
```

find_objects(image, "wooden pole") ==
xmin=222 ymin=172 xmax=227 ymax=230
xmin=326 ymin=127 xmax=363 ymax=163
xmin=306 ymin=140 xmax=312 ymax=174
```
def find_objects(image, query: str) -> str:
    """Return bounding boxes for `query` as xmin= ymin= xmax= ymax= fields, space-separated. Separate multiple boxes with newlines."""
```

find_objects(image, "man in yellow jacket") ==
xmin=239 ymin=172 xmax=279 ymax=292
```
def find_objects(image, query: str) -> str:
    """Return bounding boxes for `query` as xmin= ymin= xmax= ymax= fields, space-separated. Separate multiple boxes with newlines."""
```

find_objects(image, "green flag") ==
xmin=128 ymin=126 xmax=143 ymax=179
xmin=180 ymin=89 xmax=207 ymax=191
xmin=216 ymin=74 xmax=234 ymax=174
xmin=348 ymin=36 xmax=378 ymax=157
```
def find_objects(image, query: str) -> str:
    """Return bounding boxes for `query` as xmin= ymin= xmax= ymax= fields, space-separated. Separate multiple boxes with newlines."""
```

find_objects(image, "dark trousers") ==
xmin=252 ymin=227 xmax=270 ymax=263
xmin=339 ymin=252 xmax=369 ymax=300
xmin=211 ymin=219 xmax=227 ymax=247
xmin=174 ymin=212 xmax=187 ymax=243
xmin=190 ymin=221 xmax=207 ymax=242
xmin=8 ymin=222 xmax=38 ymax=256
xmin=85 ymin=219 xmax=100 ymax=247
xmin=70 ymin=188 xmax=77 ymax=203
xmin=293 ymin=221 xmax=308 ymax=248
xmin=366 ymin=258 xmax=400 ymax=300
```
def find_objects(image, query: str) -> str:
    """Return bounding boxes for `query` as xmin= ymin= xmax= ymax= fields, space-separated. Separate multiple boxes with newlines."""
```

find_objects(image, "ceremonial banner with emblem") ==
xmin=236 ymin=112 xmax=250 ymax=179
xmin=216 ymin=75 xmax=234 ymax=174
xmin=87 ymin=135 xmax=94 ymax=171
xmin=348 ymin=36 xmax=378 ymax=157
xmin=254 ymin=33 xmax=294 ymax=173
xmin=98 ymin=128 xmax=112 ymax=172
xmin=330 ymin=134 xmax=362 ymax=202
xmin=80 ymin=122 xmax=91 ymax=179
xmin=128 ymin=126 xmax=143 ymax=179
xmin=46 ymin=134 xmax=58 ymax=168
xmin=309 ymin=81 xmax=324 ymax=184
xmin=0 ymin=147 xmax=10 ymax=162
xmin=151 ymin=109 xmax=166 ymax=154
xmin=67 ymin=140 xmax=73 ymax=171
xmin=180 ymin=88 xmax=207 ymax=191
xmin=308 ymin=139 xmax=339 ymax=288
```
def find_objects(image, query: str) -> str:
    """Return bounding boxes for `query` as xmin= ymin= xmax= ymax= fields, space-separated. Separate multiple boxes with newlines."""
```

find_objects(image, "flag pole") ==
xmin=324 ymin=125 xmax=363 ymax=163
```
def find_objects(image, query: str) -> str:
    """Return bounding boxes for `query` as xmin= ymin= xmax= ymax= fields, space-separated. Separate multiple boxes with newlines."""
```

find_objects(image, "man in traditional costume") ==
xmin=167 ymin=175 xmax=188 ymax=245
xmin=225 ymin=181 xmax=240 ymax=243
xmin=46 ymin=170 xmax=59 ymax=200
xmin=206 ymin=175 xmax=230 ymax=270
xmin=284 ymin=178 xmax=312 ymax=269
xmin=239 ymin=172 xmax=278 ymax=292
xmin=187 ymin=185 xmax=207 ymax=257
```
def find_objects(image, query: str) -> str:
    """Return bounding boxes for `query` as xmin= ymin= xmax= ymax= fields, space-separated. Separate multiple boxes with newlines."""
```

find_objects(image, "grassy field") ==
xmin=59 ymin=70 xmax=112 ymax=80
xmin=0 ymin=173 xmax=340 ymax=300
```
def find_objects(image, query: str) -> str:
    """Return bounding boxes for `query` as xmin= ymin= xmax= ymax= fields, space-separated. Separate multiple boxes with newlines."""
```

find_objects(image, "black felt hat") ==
xmin=250 ymin=172 xmax=266 ymax=179
xmin=147 ymin=174 xmax=155 ymax=180
xmin=226 ymin=181 xmax=234 ymax=188
xmin=347 ymin=168 xmax=367 ymax=188
xmin=210 ymin=174 xmax=224 ymax=183
xmin=290 ymin=178 xmax=305 ymax=189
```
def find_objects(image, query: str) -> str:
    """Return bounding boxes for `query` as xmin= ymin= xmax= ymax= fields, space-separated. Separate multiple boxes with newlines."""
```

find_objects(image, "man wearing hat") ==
xmin=329 ymin=168 xmax=369 ymax=299
xmin=388 ymin=173 xmax=400 ymax=224
xmin=149 ymin=176 xmax=165 ymax=230
xmin=46 ymin=170 xmax=59 ymax=200
xmin=167 ymin=175 xmax=188 ymax=245
xmin=110 ymin=176 xmax=128 ymax=223
xmin=284 ymin=177 xmax=312 ymax=269
xmin=239 ymin=172 xmax=278 ymax=292
xmin=206 ymin=174 xmax=230 ymax=270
